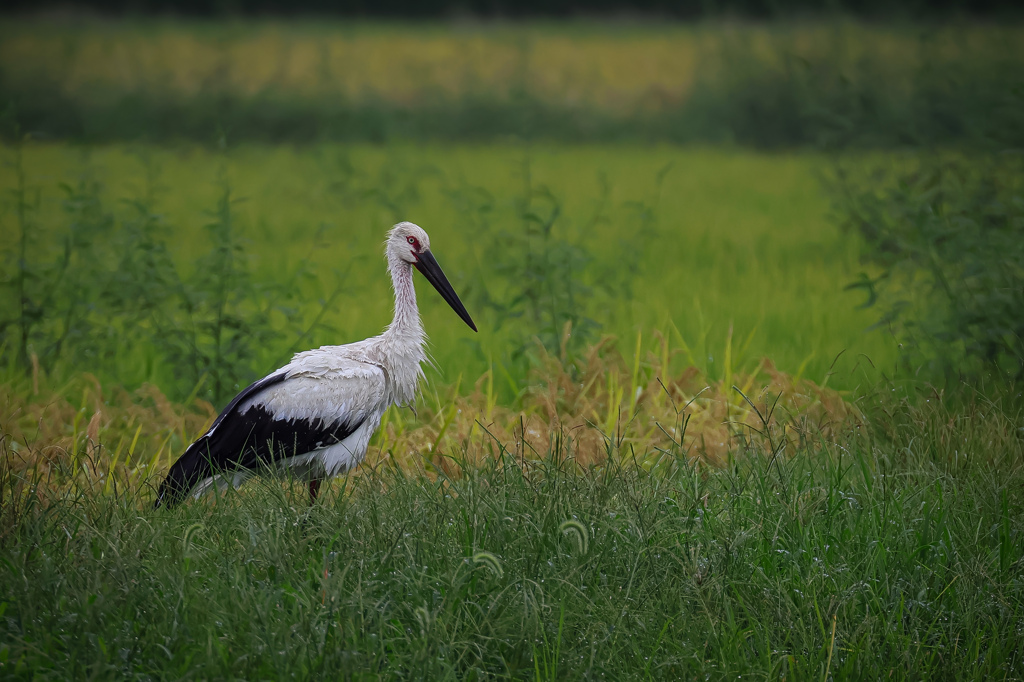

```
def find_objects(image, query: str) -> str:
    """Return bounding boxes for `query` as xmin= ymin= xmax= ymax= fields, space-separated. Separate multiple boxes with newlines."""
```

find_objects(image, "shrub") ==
xmin=0 ymin=146 xmax=318 ymax=403
xmin=835 ymin=153 xmax=1024 ymax=384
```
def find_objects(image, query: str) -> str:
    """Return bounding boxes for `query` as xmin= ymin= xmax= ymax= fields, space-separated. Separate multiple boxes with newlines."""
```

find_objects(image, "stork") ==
xmin=154 ymin=222 xmax=476 ymax=509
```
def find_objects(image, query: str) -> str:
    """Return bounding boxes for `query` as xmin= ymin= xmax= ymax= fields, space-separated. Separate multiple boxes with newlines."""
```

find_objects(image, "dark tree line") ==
xmin=4 ymin=0 xmax=1021 ymax=18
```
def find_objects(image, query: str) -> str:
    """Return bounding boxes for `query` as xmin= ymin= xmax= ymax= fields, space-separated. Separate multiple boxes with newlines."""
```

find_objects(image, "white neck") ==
xmin=385 ymin=254 xmax=422 ymax=335
xmin=378 ymin=253 xmax=426 ymax=405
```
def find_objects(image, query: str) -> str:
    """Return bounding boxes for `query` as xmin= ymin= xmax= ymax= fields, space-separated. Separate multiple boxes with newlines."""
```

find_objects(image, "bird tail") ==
xmin=154 ymin=437 xmax=216 ymax=509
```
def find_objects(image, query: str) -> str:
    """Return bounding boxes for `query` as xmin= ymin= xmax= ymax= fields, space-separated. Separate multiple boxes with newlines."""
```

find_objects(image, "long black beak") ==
xmin=414 ymin=250 xmax=477 ymax=332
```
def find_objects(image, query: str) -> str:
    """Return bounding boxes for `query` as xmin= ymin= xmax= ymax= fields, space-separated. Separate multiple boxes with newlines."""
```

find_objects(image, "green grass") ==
xmin=2 ymin=19 xmax=1022 ymax=679
xmin=2 ymin=393 xmax=1022 ymax=679
xmin=1 ymin=142 xmax=894 ymax=402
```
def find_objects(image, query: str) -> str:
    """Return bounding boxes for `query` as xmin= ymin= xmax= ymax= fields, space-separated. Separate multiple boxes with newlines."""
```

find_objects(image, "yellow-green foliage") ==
xmin=1 ymin=142 xmax=892 ymax=390
xmin=377 ymin=331 xmax=862 ymax=478
xmin=0 ymin=331 xmax=860 ymax=503
xmin=4 ymin=21 xmax=1022 ymax=112
xmin=0 ymin=142 xmax=891 ymax=496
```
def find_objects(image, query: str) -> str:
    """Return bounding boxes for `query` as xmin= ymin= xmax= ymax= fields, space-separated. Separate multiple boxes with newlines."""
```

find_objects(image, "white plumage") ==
xmin=155 ymin=222 xmax=476 ymax=508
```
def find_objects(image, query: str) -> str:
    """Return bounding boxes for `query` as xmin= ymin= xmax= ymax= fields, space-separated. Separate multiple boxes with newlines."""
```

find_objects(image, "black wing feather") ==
xmin=155 ymin=372 xmax=362 ymax=508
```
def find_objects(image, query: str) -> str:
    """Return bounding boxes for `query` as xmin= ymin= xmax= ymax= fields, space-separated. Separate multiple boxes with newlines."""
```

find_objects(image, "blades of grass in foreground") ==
xmin=0 ymin=391 xmax=1021 ymax=679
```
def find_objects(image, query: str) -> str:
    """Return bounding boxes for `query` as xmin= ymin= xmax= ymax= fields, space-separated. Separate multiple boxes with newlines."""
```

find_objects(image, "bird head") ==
xmin=387 ymin=222 xmax=477 ymax=332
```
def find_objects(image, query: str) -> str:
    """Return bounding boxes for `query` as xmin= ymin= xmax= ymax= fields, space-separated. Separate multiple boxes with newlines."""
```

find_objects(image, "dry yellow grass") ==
xmin=377 ymin=330 xmax=860 ymax=479
xmin=1 ymin=332 xmax=860 ymax=502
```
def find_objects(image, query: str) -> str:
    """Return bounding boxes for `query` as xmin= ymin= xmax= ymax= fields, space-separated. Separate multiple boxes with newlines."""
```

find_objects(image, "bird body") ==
xmin=155 ymin=222 xmax=475 ymax=508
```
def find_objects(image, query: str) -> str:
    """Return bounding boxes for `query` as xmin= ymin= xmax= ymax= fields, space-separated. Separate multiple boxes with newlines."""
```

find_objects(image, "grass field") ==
xmin=2 ymin=140 xmax=894 ymax=492
xmin=3 ymin=396 xmax=1023 ymax=679
xmin=2 ymin=18 xmax=1022 ymax=679
xmin=2 ymin=142 xmax=892 ymax=395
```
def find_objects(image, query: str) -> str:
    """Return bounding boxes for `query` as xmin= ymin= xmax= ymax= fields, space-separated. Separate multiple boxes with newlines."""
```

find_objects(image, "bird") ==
xmin=154 ymin=222 xmax=476 ymax=509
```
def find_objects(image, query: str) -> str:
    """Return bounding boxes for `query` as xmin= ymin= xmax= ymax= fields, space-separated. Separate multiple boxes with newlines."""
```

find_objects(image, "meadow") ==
xmin=2 ymin=18 xmax=1023 ymax=680
xmin=4 ymin=398 xmax=1023 ymax=679
xmin=2 ymin=142 xmax=891 ymax=393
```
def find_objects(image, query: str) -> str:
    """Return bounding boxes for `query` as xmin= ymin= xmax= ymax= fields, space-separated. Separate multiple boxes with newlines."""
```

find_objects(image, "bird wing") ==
xmin=155 ymin=356 xmax=387 ymax=508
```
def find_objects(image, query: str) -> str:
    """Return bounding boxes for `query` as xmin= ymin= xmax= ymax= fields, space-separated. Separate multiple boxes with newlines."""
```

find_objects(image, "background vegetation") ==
xmin=6 ymin=0 xmax=1024 ymax=19
xmin=3 ymin=22 xmax=1024 ymax=148
xmin=1 ymin=142 xmax=889 ymax=405
xmin=1 ymin=15 xmax=1022 ymax=679
xmin=836 ymin=153 xmax=1024 ymax=384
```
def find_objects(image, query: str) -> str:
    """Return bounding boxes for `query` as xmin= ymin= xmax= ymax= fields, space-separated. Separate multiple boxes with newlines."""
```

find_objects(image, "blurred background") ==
xmin=2 ymin=0 xmax=1022 ymax=407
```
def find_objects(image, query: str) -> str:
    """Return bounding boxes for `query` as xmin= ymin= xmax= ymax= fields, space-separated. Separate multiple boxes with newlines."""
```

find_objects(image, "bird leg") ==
xmin=308 ymin=479 xmax=321 ymax=504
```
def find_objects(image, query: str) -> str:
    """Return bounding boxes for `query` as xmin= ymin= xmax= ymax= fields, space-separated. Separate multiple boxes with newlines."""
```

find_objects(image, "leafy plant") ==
xmin=481 ymin=162 xmax=599 ymax=366
xmin=836 ymin=154 xmax=1024 ymax=384
xmin=0 ymin=152 xmax=326 ymax=404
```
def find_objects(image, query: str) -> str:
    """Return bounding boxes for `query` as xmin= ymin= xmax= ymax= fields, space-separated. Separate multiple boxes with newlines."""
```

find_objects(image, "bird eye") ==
xmin=407 ymin=236 xmax=417 ymax=246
